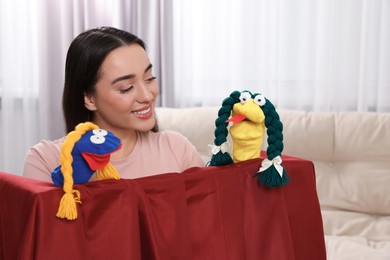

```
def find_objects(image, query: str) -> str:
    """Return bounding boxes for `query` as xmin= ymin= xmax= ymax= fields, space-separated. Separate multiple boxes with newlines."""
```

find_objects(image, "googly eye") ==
xmin=90 ymin=135 xmax=106 ymax=144
xmin=93 ymin=129 xmax=108 ymax=136
xmin=239 ymin=92 xmax=251 ymax=104
xmin=253 ymin=94 xmax=266 ymax=106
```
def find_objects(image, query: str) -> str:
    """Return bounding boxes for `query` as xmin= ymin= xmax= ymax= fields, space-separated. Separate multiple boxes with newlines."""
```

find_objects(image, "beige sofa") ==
xmin=156 ymin=107 xmax=390 ymax=260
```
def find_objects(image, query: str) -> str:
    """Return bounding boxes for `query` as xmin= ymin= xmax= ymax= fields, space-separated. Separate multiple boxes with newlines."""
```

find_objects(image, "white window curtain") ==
xmin=171 ymin=0 xmax=390 ymax=111
xmin=0 ymin=0 xmax=172 ymax=175
xmin=1 ymin=0 xmax=389 ymax=175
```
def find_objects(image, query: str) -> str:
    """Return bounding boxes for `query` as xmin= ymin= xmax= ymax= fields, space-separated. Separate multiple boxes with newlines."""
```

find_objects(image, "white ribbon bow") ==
xmin=208 ymin=142 xmax=231 ymax=155
xmin=259 ymin=156 xmax=284 ymax=177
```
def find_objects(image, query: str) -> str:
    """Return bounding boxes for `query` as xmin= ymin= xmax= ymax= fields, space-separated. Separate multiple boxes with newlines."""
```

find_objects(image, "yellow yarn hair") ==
xmin=95 ymin=163 xmax=120 ymax=180
xmin=56 ymin=122 xmax=120 ymax=220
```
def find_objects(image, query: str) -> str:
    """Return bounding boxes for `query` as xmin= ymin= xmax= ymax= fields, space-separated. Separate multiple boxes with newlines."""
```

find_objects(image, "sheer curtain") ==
xmin=1 ymin=0 xmax=389 ymax=175
xmin=171 ymin=0 xmax=390 ymax=111
xmin=0 ymin=1 xmax=44 ymax=176
xmin=0 ymin=0 xmax=172 ymax=175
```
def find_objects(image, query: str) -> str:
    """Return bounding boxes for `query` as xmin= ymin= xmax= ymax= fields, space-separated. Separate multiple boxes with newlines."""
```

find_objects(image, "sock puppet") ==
xmin=52 ymin=122 xmax=121 ymax=220
xmin=209 ymin=90 xmax=289 ymax=188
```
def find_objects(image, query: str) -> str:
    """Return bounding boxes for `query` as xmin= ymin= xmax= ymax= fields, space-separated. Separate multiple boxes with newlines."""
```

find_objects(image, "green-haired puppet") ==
xmin=209 ymin=90 xmax=289 ymax=187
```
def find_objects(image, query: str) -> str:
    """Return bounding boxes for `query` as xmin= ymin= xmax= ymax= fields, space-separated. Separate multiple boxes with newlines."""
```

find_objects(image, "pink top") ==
xmin=23 ymin=130 xmax=205 ymax=183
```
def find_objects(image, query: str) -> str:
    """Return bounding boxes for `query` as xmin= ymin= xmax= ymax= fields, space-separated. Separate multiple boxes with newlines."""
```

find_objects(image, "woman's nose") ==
xmin=137 ymin=83 xmax=153 ymax=103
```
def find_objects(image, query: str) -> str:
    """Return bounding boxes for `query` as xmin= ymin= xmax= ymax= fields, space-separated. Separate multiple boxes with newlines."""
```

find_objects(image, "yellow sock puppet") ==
xmin=209 ymin=90 xmax=289 ymax=188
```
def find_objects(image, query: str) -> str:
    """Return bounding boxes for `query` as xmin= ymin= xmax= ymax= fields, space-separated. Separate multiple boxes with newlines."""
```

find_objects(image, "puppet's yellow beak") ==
xmin=231 ymin=99 xmax=265 ymax=124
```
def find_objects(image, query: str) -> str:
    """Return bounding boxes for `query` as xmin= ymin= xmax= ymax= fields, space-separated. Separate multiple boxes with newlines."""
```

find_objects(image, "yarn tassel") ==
xmin=56 ymin=190 xmax=81 ymax=220
xmin=209 ymin=151 xmax=234 ymax=166
xmin=95 ymin=163 xmax=120 ymax=180
xmin=256 ymin=167 xmax=289 ymax=188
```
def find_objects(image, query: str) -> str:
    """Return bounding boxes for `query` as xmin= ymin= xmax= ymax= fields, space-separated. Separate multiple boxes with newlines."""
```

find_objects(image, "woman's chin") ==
xmin=135 ymin=118 xmax=156 ymax=132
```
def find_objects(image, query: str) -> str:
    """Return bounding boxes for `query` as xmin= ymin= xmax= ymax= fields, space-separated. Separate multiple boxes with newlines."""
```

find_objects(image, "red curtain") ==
xmin=0 ymin=156 xmax=326 ymax=260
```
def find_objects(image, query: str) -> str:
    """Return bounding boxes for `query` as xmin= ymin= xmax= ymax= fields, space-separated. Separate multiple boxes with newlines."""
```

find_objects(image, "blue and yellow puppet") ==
xmin=209 ymin=90 xmax=289 ymax=188
xmin=52 ymin=122 xmax=121 ymax=220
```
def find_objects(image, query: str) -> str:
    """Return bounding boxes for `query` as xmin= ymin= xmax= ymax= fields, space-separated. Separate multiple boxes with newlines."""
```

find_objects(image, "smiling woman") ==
xmin=22 ymin=27 xmax=205 ymax=183
xmin=84 ymin=44 xmax=159 ymax=147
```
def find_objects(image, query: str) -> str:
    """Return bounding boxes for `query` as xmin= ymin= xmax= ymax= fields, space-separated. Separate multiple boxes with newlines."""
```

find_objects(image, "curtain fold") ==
xmin=171 ymin=0 xmax=390 ymax=111
xmin=0 ymin=0 xmax=43 ymax=175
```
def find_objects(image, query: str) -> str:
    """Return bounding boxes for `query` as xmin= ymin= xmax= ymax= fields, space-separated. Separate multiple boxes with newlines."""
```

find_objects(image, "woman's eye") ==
xmin=145 ymin=76 xmax=157 ymax=83
xmin=253 ymin=94 xmax=266 ymax=106
xmin=119 ymin=85 xmax=134 ymax=94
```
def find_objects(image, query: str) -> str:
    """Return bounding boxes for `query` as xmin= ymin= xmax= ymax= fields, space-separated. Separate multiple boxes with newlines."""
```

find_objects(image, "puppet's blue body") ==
xmin=51 ymin=129 xmax=121 ymax=186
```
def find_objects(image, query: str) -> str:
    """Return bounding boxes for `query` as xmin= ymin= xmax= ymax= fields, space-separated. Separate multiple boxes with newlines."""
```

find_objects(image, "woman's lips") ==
xmin=131 ymin=106 xmax=153 ymax=119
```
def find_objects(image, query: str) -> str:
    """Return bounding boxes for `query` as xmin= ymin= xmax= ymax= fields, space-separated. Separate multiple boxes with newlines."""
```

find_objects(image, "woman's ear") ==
xmin=84 ymin=93 xmax=97 ymax=111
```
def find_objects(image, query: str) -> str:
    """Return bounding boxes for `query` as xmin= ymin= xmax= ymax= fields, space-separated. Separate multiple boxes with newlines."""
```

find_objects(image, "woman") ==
xmin=23 ymin=27 xmax=204 ymax=182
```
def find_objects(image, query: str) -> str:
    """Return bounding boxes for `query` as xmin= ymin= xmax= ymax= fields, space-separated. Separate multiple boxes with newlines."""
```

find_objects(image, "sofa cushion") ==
xmin=322 ymin=209 xmax=390 ymax=241
xmin=156 ymin=107 xmax=218 ymax=163
xmin=279 ymin=110 xmax=335 ymax=162
xmin=325 ymin=235 xmax=390 ymax=259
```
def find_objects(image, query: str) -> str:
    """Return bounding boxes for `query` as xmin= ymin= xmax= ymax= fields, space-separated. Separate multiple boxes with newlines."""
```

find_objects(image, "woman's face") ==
xmin=85 ymin=44 xmax=159 ymax=134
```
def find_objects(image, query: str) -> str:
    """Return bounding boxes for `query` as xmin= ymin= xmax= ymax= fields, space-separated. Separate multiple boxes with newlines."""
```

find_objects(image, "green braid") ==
xmin=255 ymin=96 xmax=289 ymax=187
xmin=262 ymin=99 xmax=284 ymax=159
xmin=209 ymin=91 xmax=241 ymax=166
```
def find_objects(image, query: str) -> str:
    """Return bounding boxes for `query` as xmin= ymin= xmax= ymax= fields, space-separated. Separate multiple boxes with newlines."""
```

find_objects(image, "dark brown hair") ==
xmin=62 ymin=27 xmax=157 ymax=133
